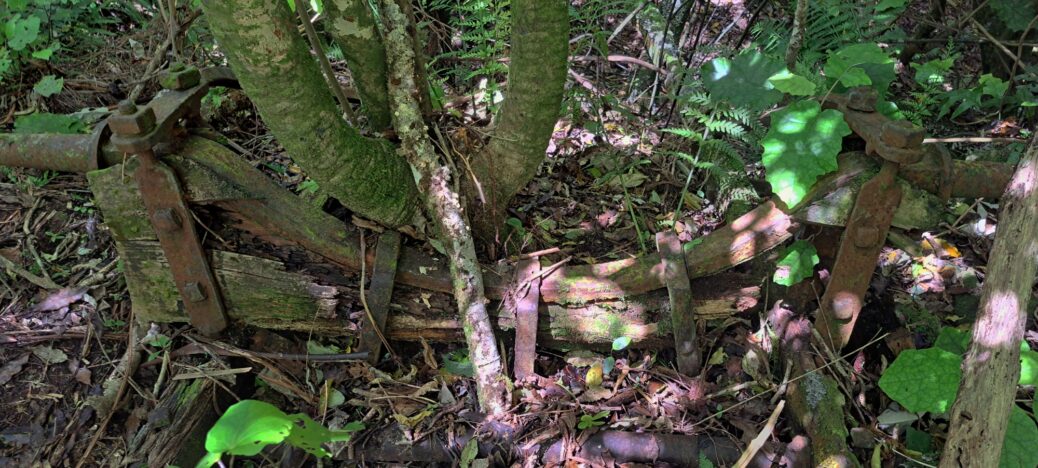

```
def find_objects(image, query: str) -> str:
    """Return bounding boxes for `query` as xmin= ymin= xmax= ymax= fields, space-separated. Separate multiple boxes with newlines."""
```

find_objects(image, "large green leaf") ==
xmin=824 ymin=44 xmax=894 ymax=92
xmin=879 ymin=347 xmax=961 ymax=414
xmin=991 ymin=0 xmax=1038 ymax=32
xmin=768 ymin=70 xmax=816 ymax=96
xmin=284 ymin=414 xmax=360 ymax=457
xmin=1000 ymin=406 xmax=1038 ymax=468
xmin=13 ymin=113 xmax=85 ymax=134
xmin=702 ymin=51 xmax=786 ymax=111
xmin=761 ymin=100 xmax=851 ymax=207
xmin=5 ymin=15 xmax=41 ymax=51
xmin=33 ymin=75 xmax=62 ymax=97
xmin=202 ymin=400 xmax=294 ymax=462
xmin=772 ymin=240 xmax=819 ymax=286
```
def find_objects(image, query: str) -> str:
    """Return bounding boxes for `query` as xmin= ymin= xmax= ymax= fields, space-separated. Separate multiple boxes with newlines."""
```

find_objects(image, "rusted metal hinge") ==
xmin=359 ymin=231 xmax=402 ymax=364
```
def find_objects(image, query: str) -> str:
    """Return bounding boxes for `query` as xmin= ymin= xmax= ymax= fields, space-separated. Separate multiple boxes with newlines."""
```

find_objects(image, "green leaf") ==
xmin=13 ymin=113 xmax=85 ymax=134
xmin=31 ymin=45 xmax=55 ymax=60
xmin=768 ymin=70 xmax=816 ymax=96
xmin=824 ymin=44 xmax=894 ymax=91
xmin=878 ymin=347 xmax=961 ymax=413
xmin=33 ymin=75 xmax=63 ymax=97
xmin=443 ymin=350 xmax=475 ymax=377
xmin=701 ymin=51 xmax=786 ymax=111
xmin=460 ymin=437 xmax=478 ymax=468
xmin=5 ymin=15 xmax=41 ymax=51
xmin=1000 ymin=406 xmax=1038 ymax=468
xmin=283 ymin=412 xmax=358 ymax=458
xmin=612 ymin=336 xmax=631 ymax=351
xmin=905 ymin=427 xmax=933 ymax=454
xmin=761 ymin=100 xmax=852 ymax=207
xmin=980 ymin=74 xmax=1009 ymax=98
xmin=772 ymin=240 xmax=819 ymax=286
xmin=875 ymin=0 xmax=907 ymax=12
xmin=202 ymin=400 xmax=294 ymax=463
xmin=933 ymin=327 xmax=970 ymax=355
xmin=991 ymin=0 xmax=1038 ymax=33
xmin=911 ymin=56 xmax=957 ymax=85
xmin=1019 ymin=350 xmax=1038 ymax=386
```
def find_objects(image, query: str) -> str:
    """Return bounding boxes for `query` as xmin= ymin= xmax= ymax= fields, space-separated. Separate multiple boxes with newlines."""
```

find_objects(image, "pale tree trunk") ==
xmin=467 ymin=0 xmax=569 ymax=241
xmin=200 ymin=0 xmax=420 ymax=227
xmin=940 ymin=137 xmax=1038 ymax=467
xmin=324 ymin=0 xmax=393 ymax=130
xmin=379 ymin=0 xmax=510 ymax=416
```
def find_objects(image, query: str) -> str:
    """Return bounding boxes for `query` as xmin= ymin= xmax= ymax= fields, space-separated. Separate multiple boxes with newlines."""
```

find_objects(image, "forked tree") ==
xmin=198 ymin=0 xmax=569 ymax=415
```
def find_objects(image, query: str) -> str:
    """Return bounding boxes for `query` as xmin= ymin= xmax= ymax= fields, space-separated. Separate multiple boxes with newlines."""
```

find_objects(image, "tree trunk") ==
xmin=199 ymin=0 xmax=420 ymax=227
xmin=940 ymin=137 xmax=1038 ymax=467
xmin=467 ymin=0 xmax=569 ymax=241
xmin=380 ymin=0 xmax=510 ymax=416
xmin=324 ymin=0 xmax=393 ymax=130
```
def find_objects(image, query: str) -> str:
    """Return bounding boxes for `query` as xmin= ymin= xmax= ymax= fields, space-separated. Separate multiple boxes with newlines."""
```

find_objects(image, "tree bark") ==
xmin=785 ymin=0 xmax=807 ymax=69
xmin=324 ymin=0 xmax=393 ymax=130
xmin=467 ymin=0 xmax=569 ymax=240
xmin=940 ymin=137 xmax=1038 ymax=468
xmin=379 ymin=0 xmax=510 ymax=416
xmin=199 ymin=0 xmax=420 ymax=227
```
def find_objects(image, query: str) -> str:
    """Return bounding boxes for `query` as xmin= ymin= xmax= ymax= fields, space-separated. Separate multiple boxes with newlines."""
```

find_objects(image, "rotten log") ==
xmin=768 ymin=303 xmax=859 ymax=468
xmin=940 ymin=137 xmax=1038 ymax=467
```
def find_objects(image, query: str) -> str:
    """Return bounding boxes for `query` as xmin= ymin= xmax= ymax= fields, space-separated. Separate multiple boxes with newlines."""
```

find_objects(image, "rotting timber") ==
xmin=0 ymin=67 xmax=1018 ymax=353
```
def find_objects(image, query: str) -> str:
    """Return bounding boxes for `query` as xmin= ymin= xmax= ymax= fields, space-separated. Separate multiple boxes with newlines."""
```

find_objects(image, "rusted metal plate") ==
xmin=134 ymin=153 xmax=228 ymax=336
xmin=359 ymin=231 xmax=401 ymax=364
xmin=655 ymin=231 xmax=701 ymax=376
xmin=511 ymin=258 xmax=541 ymax=379
xmin=816 ymin=161 xmax=902 ymax=350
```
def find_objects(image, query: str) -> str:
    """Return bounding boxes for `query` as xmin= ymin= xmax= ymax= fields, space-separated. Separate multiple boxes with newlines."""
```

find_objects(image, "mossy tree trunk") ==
xmin=467 ymin=0 xmax=569 ymax=241
xmin=324 ymin=0 xmax=393 ymax=130
xmin=200 ymin=0 xmax=420 ymax=227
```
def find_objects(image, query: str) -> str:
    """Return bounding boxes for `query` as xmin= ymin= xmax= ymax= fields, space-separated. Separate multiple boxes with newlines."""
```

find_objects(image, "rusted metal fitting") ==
xmin=152 ymin=208 xmax=182 ymax=232
xmin=847 ymin=87 xmax=878 ymax=112
xmin=109 ymin=101 xmax=157 ymax=136
xmin=881 ymin=121 xmax=924 ymax=149
xmin=184 ymin=282 xmax=207 ymax=302
xmin=160 ymin=63 xmax=202 ymax=91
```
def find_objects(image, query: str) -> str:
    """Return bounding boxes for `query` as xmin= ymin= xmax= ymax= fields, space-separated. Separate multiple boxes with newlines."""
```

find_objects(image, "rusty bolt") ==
xmin=109 ymin=101 xmax=156 ymax=136
xmin=118 ymin=101 xmax=137 ymax=115
xmin=183 ymin=282 xmax=207 ymax=303
xmin=881 ymin=120 xmax=925 ymax=149
xmin=847 ymin=87 xmax=878 ymax=112
xmin=830 ymin=291 xmax=862 ymax=320
xmin=854 ymin=226 xmax=880 ymax=248
xmin=152 ymin=208 xmax=182 ymax=233
xmin=160 ymin=65 xmax=201 ymax=91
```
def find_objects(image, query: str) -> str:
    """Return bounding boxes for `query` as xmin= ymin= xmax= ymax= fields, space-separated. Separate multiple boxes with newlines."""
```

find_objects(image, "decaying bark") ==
xmin=467 ymin=0 xmax=569 ymax=239
xmin=785 ymin=0 xmax=807 ymax=69
xmin=324 ymin=0 xmax=393 ymax=130
xmin=379 ymin=0 xmax=509 ymax=415
xmin=940 ymin=137 xmax=1038 ymax=467
xmin=199 ymin=0 xmax=419 ymax=226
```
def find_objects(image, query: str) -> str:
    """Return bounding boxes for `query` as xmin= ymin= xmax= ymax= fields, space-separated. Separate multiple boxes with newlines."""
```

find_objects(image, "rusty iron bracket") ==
xmin=817 ymin=88 xmax=926 ymax=350
xmin=106 ymin=64 xmax=239 ymax=336
xmin=511 ymin=258 xmax=542 ymax=380
xmin=656 ymin=231 xmax=701 ymax=376
xmin=359 ymin=231 xmax=402 ymax=364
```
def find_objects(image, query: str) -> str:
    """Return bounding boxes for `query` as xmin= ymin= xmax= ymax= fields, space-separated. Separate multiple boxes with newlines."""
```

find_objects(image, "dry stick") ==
xmin=735 ymin=400 xmax=785 ymax=468
xmin=0 ymin=255 xmax=59 ymax=290
xmin=969 ymin=17 xmax=1021 ymax=65
xmin=380 ymin=0 xmax=509 ymax=416
xmin=294 ymin=0 xmax=357 ymax=124
xmin=940 ymin=137 xmax=1038 ymax=468
xmin=923 ymin=137 xmax=1029 ymax=144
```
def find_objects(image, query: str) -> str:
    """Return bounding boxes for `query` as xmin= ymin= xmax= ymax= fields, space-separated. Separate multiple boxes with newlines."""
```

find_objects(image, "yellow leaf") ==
xmin=920 ymin=237 xmax=961 ymax=258
xmin=585 ymin=362 xmax=603 ymax=388
xmin=708 ymin=347 xmax=727 ymax=366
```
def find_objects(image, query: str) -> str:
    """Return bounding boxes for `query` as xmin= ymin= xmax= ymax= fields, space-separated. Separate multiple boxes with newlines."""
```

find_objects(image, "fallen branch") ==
xmin=380 ymin=0 xmax=509 ymax=416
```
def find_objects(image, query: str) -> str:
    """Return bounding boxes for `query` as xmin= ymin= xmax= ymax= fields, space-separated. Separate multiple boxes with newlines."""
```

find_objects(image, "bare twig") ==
xmin=0 ymin=255 xmax=59 ymax=290
xmin=923 ymin=137 xmax=1029 ymax=144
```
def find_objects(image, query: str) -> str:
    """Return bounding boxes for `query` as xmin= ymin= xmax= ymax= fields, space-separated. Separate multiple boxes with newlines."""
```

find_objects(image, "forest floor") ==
xmin=2 ymin=1 xmax=1037 ymax=467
